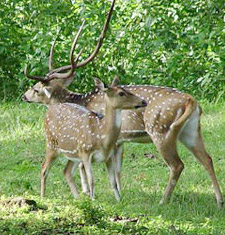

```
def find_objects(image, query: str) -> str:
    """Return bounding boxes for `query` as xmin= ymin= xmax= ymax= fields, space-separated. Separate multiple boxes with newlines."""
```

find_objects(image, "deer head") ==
xmin=23 ymin=0 xmax=116 ymax=104
xmin=95 ymin=76 xmax=147 ymax=110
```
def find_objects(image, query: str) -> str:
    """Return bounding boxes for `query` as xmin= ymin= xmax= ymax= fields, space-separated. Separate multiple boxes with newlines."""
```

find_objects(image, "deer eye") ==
xmin=33 ymin=89 xmax=39 ymax=93
xmin=118 ymin=92 xmax=125 ymax=97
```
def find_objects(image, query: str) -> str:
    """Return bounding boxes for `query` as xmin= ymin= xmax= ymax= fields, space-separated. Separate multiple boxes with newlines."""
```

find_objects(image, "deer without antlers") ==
xmin=23 ymin=0 xmax=223 ymax=208
xmin=43 ymin=77 xmax=147 ymax=200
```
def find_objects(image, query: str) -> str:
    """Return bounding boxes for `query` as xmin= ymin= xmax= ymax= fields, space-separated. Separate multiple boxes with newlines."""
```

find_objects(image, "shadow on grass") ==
xmin=1 ymin=190 xmax=225 ymax=235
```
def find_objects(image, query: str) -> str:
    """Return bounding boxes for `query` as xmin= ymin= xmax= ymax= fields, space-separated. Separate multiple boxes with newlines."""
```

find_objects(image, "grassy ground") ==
xmin=0 ymin=101 xmax=225 ymax=234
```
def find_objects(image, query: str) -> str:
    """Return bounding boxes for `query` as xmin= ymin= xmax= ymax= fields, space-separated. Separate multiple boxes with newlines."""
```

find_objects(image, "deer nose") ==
xmin=22 ymin=95 xmax=28 ymax=101
xmin=142 ymin=100 xmax=147 ymax=107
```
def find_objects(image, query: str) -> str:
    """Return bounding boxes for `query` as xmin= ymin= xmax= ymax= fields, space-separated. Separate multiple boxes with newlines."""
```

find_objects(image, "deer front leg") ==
xmin=106 ymin=157 xmax=121 ymax=202
xmin=41 ymin=148 xmax=57 ymax=197
xmin=114 ymin=143 xmax=124 ymax=193
xmin=63 ymin=160 xmax=80 ymax=198
xmin=82 ymin=155 xmax=95 ymax=199
xmin=79 ymin=162 xmax=90 ymax=195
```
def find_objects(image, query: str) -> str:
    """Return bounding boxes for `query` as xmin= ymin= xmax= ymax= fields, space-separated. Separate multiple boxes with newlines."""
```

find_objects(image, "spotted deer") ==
xmin=23 ymin=0 xmax=223 ymax=207
xmin=87 ymin=85 xmax=223 ymax=208
xmin=25 ymin=73 xmax=223 ymax=208
xmin=43 ymin=77 xmax=147 ymax=200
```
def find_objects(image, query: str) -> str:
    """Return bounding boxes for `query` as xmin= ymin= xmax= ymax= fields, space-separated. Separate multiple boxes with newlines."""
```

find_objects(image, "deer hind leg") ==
xmin=179 ymin=115 xmax=223 ymax=208
xmin=155 ymin=140 xmax=184 ymax=205
xmin=114 ymin=143 xmax=124 ymax=194
xmin=106 ymin=156 xmax=121 ymax=202
xmin=79 ymin=162 xmax=90 ymax=195
xmin=41 ymin=147 xmax=57 ymax=197
xmin=63 ymin=160 xmax=80 ymax=198
xmin=82 ymin=155 xmax=95 ymax=199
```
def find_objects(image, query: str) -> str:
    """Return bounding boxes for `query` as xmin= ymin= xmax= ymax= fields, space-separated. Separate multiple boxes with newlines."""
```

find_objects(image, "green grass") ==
xmin=1 ymin=101 xmax=225 ymax=234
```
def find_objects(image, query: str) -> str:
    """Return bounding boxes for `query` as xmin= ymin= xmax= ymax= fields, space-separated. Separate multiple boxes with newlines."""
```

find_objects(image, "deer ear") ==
xmin=111 ymin=75 xmax=119 ymax=87
xmin=43 ymin=87 xmax=53 ymax=99
xmin=94 ymin=78 xmax=107 ymax=91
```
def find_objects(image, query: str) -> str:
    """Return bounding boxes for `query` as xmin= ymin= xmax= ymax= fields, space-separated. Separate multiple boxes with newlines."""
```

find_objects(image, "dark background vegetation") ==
xmin=0 ymin=0 xmax=224 ymax=101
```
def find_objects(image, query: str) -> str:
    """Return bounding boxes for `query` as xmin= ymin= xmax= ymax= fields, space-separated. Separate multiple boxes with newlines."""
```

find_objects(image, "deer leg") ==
xmin=106 ymin=157 xmax=121 ymax=202
xmin=156 ymin=141 xmax=184 ymax=205
xmin=180 ymin=126 xmax=223 ymax=208
xmin=114 ymin=143 xmax=124 ymax=193
xmin=41 ymin=148 xmax=57 ymax=197
xmin=82 ymin=156 xmax=95 ymax=199
xmin=79 ymin=162 xmax=90 ymax=195
xmin=63 ymin=160 xmax=79 ymax=198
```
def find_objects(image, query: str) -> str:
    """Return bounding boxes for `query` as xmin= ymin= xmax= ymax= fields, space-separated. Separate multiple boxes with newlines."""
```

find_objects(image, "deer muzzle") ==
xmin=135 ymin=99 xmax=147 ymax=109
xmin=22 ymin=95 xmax=30 ymax=102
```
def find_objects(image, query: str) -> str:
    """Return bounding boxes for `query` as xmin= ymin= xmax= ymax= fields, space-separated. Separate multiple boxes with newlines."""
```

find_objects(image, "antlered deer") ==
xmin=24 ymin=0 xmax=116 ymax=103
xmin=43 ymin=77 xmax=146 ymax=200
xmin=23 ymin=0 xmax=223 ymax=207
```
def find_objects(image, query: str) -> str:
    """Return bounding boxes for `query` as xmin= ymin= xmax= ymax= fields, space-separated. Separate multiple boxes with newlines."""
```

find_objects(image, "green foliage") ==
xmin=0 ymin=0 xmax=225 ymax=101
xmin=1 ymin=102 xmax=225 ymax=234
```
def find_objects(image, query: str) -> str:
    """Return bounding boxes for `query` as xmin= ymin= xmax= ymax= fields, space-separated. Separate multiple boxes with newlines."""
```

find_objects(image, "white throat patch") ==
xmin=115 ymin=110 xmax=122 ymax=128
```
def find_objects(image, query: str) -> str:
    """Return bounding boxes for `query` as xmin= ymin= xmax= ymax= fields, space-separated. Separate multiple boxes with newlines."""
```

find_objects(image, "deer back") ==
xmin=85 ymin=85 xmax=198 ymax=143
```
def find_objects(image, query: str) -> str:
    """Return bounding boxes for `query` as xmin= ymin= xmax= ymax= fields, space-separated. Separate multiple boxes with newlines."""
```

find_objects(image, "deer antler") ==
xmin=24 ymin=64 xmax=47 ymax=83
xmin=25 ymin=0 xmax=115 ymax=83
xmin=44 ymin=21 xmax=85 ymax=82
xmin=48 ymin=37 xmax=58 ymax=72
xmin=49 ymin=0 xmax=116 ymax=74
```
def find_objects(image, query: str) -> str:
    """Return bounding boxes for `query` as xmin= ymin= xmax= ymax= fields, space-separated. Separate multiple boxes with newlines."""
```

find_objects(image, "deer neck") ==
xmin=102 ymin=101 xmax=122 ymax=149
xmin=53 ymin=86 xmax=102 ymax=106
xmin=51 ymin=86 xmax=86 ymax=105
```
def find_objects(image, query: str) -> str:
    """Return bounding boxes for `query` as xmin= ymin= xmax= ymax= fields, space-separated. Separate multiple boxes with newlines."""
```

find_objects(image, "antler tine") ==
xmin=45 ymin=22 xmax=85 ymax=82
xmin=49 ymin=0 xmax=116 ymax=74
xmin=76 ymin=0 xmax=116 ymax=68
xmin=74 ymin=49 xmax=83 ymax=68
xmin=49 ymin=37 xmax=57 ymax=72
xmin=70 ymin=20 xmax=85 ymax=66
xmin=24 ymin=64 xmax=46 ymax=82
xmin=49 ymin=28 xmax=62 ymax=72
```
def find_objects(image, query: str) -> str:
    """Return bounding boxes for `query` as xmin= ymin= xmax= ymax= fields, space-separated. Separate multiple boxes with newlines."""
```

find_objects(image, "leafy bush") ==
xmin=0 ymin=0 xmax=224 ymax=101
